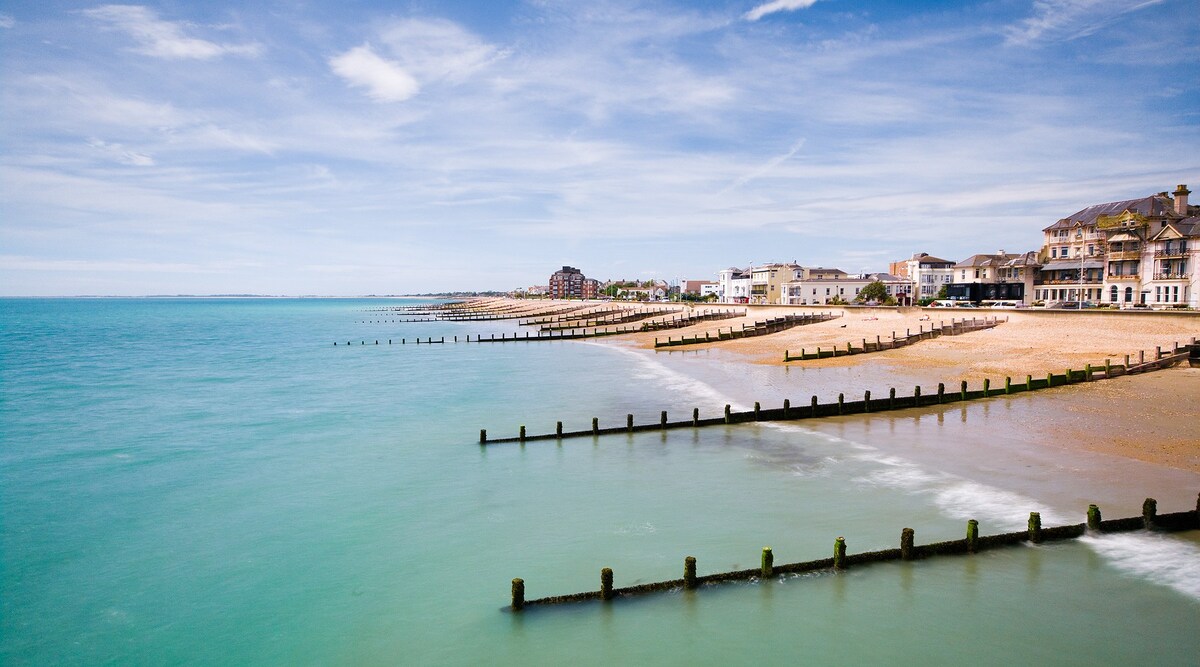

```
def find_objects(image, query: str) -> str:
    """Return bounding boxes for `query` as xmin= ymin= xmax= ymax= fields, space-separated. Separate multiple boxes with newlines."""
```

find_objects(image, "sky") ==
xmin=1 ymin=0 xmax=1197 ymax=295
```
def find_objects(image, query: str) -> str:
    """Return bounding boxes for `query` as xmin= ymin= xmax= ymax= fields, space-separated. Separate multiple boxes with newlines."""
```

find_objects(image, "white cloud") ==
xmin=0 ymin=14 xmax=15 ymax=29
xmin=329 ymin=44 xmax=420 ymax=102
xmin=83 ymin=4 xmax=261 ymax=59
xmin=1003 ymin=0 xmax=1165 ymax=45
xmin=744 ymin=0 xmax=822 ymax=22
xmin=378 ymin=18 xmax=504 ymax=83
xmin=88 ymin=138 xmax=156 ymax=166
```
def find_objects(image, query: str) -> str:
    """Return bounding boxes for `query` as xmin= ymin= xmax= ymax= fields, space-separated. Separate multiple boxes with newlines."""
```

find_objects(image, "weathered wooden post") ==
xmin=967 ymin=519 xmax=979 ymax=553
xmin=1028 ymin=512 xmax=1042 ymax=543
xmin=1046 ymin=372 xmax=1054 ymax=387
xmin=1085 ymin=364 xmax=1092 ymax=381
xmin=761 ymin=547 xmax=774 ymax=577
xmin=889 ymin=387 xmax=896 ymax=408
xmin=592 ymin=417 xmax=599 ymax=435
xmin=1104 ymin=359 xmax=1111 ymax=376
xmin=1004 ymin=377 xmax=1011 ymax=394
xmin=519 ymin=425 xmax=526 ymax=442
xmin=753 ymin=402 xmax=761 ymax=420
xmin=556 ymin=421 xmax=563 ymax=438
xmin=601 ymin=568 xmax=614 ymax=601
xmin=833 ymin=537 xmax=847 ymax=569
xmin=1156 ymin=346 xmax=1161 ymax=360
xmin=480 ymin=429 xmax=487 ymax=444
xmin=511 ymin=578 xmax=525 ymax=611
xmin=937 ymin=383 xmax=945 ymax=404
xmin=692 ymin=408 xmax=700 ymax=426
xmin=811 ymin=396 xmax=818 ymax=414
xmin=724 ymin=404 xmax=732 ymax=424
xmin=1139 ymin=350 xmax=1145 ymax=364
xmin=863 ymin=390 xmax=871 ymax=412
xmin=660 ymin=411 xmax=668 ymax=429
xmin=1142 ymin=498 xmax=1157 ymax=529
xmin=960 ymin=380 xmax=967 ymax=400
xmin=627 ymin=414 xmax=634 ymax=433
xmin=914 ymin=385 xmax=921 ymax=404
xmin=983 ymin=378 xmax=990 ymax=395
xmin=1025 ymin=374 xmax=1033 ymax=389
xmin=782 ymin=399 xmax=790 ymax=418
xmin=1087 ymin=504 xmax=1102 ymax=531
xmin=684 ymin=556 xmax=697 ymax=590
xmin=901 ymin=528 xmax=915 ymax=561
xmin=837 ymin=393 xmax=844 ymax=415
xmin=1124 ymin=354 xmax=1130 ymax=367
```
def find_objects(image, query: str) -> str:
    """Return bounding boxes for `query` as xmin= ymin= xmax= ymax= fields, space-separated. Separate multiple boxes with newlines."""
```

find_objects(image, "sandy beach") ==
xmin=472 ymin=299 xmax=1200 ymax=473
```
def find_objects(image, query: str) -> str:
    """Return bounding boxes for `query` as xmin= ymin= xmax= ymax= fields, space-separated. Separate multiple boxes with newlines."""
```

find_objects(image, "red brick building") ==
xmin=548 ymin=266 xmax=599 ymax=299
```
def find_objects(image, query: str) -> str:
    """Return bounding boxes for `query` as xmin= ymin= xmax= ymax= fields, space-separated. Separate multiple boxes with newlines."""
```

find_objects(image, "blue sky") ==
xmin=1 ymin=0 xmax=1197 ymax=295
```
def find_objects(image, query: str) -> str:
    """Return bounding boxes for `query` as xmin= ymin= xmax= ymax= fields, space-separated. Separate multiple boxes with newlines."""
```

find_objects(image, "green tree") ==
xmin=855 ymin=280 xmax=890 ymax=304
xmin=936 ymin=284 xmax=949 ymax=300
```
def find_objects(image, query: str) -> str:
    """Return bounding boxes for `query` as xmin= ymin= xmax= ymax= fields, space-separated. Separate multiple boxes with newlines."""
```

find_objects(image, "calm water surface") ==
xmin=2 ymin=298 xmax=1196 ymax=665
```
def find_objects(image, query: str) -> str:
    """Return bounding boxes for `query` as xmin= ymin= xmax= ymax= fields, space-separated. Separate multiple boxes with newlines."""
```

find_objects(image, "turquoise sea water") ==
xmin=2 ymin=298 xmax=1197 ymax=665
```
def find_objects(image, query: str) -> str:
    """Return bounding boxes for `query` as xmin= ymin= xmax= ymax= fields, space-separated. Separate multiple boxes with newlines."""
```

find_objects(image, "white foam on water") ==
xmin=588 ymin=342 xmax=747 ymax=411
xmin=1078 ymin=532 xmax=1200 ymax=601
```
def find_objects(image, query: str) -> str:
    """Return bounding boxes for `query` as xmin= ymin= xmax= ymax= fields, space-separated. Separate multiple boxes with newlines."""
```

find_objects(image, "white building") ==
xmin=717 ymin=267 xmax=751 ymax=303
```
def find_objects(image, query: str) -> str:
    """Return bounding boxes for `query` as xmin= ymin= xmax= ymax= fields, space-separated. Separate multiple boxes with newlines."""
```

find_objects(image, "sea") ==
xmin=1 ymin=297 xmax=1197 ymax=665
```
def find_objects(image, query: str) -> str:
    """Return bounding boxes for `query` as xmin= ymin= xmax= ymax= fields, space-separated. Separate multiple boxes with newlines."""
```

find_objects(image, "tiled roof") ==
xmin=1043 ymin=194 xmax=1178 ymax=231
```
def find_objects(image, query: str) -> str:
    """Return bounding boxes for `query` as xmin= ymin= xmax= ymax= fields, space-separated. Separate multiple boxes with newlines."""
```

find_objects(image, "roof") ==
xmin=912 ymin=255 xmax=954 ymax=265
xmin=955 ymin=251 xmax=1039 ymax=269
xmin=1043 ymin=193 xmax=1179 ymax=232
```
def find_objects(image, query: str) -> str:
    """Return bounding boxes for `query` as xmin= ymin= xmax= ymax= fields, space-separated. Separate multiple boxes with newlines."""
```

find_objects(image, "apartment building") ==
xmin=890 ymin=253 xmax=955 ymax=302
xmin=548 ymin=266 xmax=599 ymax=299
xmin=947 ymin=251 xmax=1040 ymax=304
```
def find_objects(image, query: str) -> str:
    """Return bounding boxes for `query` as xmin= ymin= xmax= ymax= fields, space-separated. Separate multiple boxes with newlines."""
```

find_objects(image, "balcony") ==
xmin=1106 ymin=250 xmax=1141 ymax=260
xmin=1106 ymin=273 xmax=1139 ymax=280
xmin=1153 ymin=273 xmax=1189 ymax=280
xmin=1043 ymin=278 xmax=1103 ymax=285
xmin=1154 ymin=249 xmax=1188 ymax=258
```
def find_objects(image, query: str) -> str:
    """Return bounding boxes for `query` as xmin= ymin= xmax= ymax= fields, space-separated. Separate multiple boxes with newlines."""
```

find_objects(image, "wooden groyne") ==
xmin=784 ymin=316 xmax=1006 ymax=361
xmin=479 ymin=341 xmax=1196 ymax=444
xmin=538 ymin=307 xmax=682 ymax=330
xmin=507 ymin=496 xmax=1200 ymax=611
xmin=654 ymin=312 xmax=840 ymax=348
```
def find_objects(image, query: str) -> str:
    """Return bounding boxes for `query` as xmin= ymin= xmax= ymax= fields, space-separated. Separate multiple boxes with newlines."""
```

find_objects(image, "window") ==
xmin=1088 ymin=244 xmax=1094 ymax=256
xmin=1155 ymin=286 xmax=1161 ymax=302
xmin=1051 ymin=247 xmax=1057 ymax=258
xmin=1125 ymin=287 xmax=1133 ymax=303
xmin=1173 ymin=286 xmax=1179 ymax=303
xmin=1110 ymin=286 xmax=1118 ymax=302
xmin=974 ymin=269 xmax=980 ymax=278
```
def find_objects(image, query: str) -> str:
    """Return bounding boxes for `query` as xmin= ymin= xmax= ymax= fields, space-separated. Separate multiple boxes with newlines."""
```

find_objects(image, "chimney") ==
xmin=1174 ymin=184 xmax=1190 ymax=216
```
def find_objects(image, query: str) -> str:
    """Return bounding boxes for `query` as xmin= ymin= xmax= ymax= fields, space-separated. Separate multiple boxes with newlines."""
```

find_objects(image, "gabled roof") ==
xmin=911 ymin=254 xmax=954 ymax=265
xmin=954 ymin=251 xmax=1039 ymax=269
xmin=1149 ymin=218 xmax=1200 ymax=241
xmin=1043 ymin=193 xmax=1179 ymax=232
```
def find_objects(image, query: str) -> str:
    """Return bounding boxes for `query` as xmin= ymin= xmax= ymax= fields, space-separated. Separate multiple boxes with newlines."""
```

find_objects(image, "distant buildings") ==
xmin=946 ymin=251 xmax=1039 ymax=303
xmin=890 ymin=253 xmax=955 ymax=303
xmin=548 ymin=266 xmax=600 ymax=299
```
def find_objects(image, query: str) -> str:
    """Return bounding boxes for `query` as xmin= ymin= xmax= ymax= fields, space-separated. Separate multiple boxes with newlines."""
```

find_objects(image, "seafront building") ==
xmin=548 ymin=266 xmax=600 ymax=299
xmin=1035 ymin=184 xmax=1198 ymax=308
xmin=947 ymin=251 xmax=1040 ymax=304
xmin=889 ymin=253 xmax=955 ymax=304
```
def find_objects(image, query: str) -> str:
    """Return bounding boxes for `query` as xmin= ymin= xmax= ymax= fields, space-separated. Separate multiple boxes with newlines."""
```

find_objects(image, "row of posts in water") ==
xmin=480 ymin=341 xmax=1196 ymax=444
xmin=509 ymin=496 xmax=1200 ymax=611
xmin=783 ymin=316 xmax=1004 ymax=361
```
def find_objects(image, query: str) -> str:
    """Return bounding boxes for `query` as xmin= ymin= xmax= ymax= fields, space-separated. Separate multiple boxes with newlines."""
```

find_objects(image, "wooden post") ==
xmin=837 ymin=393 xmax=844 ymax=414
xmin=864 ymin=390 xmax=871 ymax=412
xmin=901 ymin=528 xmax=915 ymax=561
xmin=1142 ymin=498 xmax=1157 ymax=530
xmin=480 ymin=429 xmax=487 ymax=444
xmin=1028 ymin=512 xmax=1042 ymax=543
xmin=914 ymin=385 xmax=921 ymax=404
xmin=660 ymin=411 xmax=668 ymax=429
xmin=833 ymin=537 xmax=847 ymax=570
xmin=937 ymin=383 xmax=945 ymax=404
xmin=754 ymin=402 xmax=761 ymax=420
xmin=601 ymin=568 xmax=614 ymax=601
xmin=519 ymin=425 xmax=526 ymax=442
xmin=627 ymin=414 xmax=634 ymax=433
xmin=511 ymin=578 xmax=525 ymax=611
xmin=684 ymin=556 xmax=697 ymax=590
xmin=782 ymin=399 xmax=790 ymax=418
xmin=692 ymin=408 xmax=699 ymax=426
xmin=724 ymin=404 xmax=731 ymax=424
xmin=1087 ymin=504 xmax=1101 ymax=531
xmin=960 ymin=380 xmax=967 ymax=400
xmin=761 ymin=547 xmax=774 ymax=577
xmin=1004 ymin=377 xmax=1011 ymax=394
xmin=811 ymin=395 xmax=818 ymax=415
xmin=889 ymin=387 xmax=896 ymax=408
xmin=983 ymin=378 xmax=990 ymax=395
xmin=1026 ymin=374 xmax=1033 ymax=389
xmin=592 ymin=417 xmax=599 ymax=435
xmin=967 ymin=519 xmax=979 ymax=553
xmin=1046 ymin=372 xmax=1054 ymax=387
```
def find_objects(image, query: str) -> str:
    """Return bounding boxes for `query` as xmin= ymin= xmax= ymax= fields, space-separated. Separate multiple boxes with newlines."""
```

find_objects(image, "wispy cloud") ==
xmin=1003 ymin=0 xmax=1166 ymax=45
xmin=744 ymin=0 xmax=822 ymax=22
xmin=87 ymin=138 xmax=155 ymax=166
xmin=0 ymin=14 xmax=15 ymax=29
xmin=83 ymin=4 xmax=261 ymax=59
xmin=329 ymin=44 xmax=420 ymax=102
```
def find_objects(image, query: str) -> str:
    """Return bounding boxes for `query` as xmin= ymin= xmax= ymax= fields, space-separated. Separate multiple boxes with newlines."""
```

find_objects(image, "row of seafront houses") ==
xmin=709 ymin=184 xmax=1199 ymax=309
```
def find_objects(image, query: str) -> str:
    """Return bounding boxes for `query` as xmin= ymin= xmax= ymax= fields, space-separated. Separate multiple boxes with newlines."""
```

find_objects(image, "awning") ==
xmin=1106 ymin=232 xmax=1139 ymax=243
xmin=1041 ymin=260 xmax=1104 ymax=271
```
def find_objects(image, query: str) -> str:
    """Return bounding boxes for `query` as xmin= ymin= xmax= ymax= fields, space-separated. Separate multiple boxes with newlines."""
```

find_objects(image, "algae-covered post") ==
xmin=967 ymin=519 xmax=979 ymax=553
xmin=511 ymin=578 xmax=525 ymax=611
xmin=600 ymin=568 xmax=614 ymax=601
xmin=833 ymin=537 xmax=847 ymax=569
xmin=684 ymin=557 xmax=697 ymax=589
xmin=1143 ymin=498 xmax=1157 ymax=529
xmin=1028 ymin=512 xmax=1042 ymax=543
xmin=1088 ymin=504 xmax=1102 ymax=531
xmin=901 ymin=528 xmax=915 ymax=561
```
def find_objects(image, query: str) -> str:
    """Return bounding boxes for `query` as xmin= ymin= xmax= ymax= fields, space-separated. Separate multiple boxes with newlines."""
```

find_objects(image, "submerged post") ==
xmin=592 ymin=417 xmax=599 ymax=435
xmin=692 ymin=408 xmax=700 ymax=426
xmin=601 ymin=568 xmax=614 ymax=601
xmin=901 ymin=528 xmax=915 ymax=561
xmin=660 ymin=411 xmax=668 ymax=429
xmin=627 ymin=414 xmax=634 ymax=433
xmin=684 ymin=556 xmax=697 ymax=590
xmin=782 ymin=399 xmax=790 ymax=418
xmin=1028 ymin=512 xmax=1042 ymax=543
xmin=833 ymin=537 xmax=847 ymax=569
xmin=511 ymin=578 xmax=525 ymax=611
xmin=937 ymin=383 xmax=945 ymax=404
xmin=967 ymin=519 xmax=979 ymax=553
xmin=960 ymin=380 xmax=967 ymax=400
xmin=864 ymin=390 xmax=871 ymax=412
xmin=724 ymin=404 xmax=732 ymax=424
xmin=480 ymin=429 xmax=487 ymax=444
xmin=1087 ymin=504 xmax=1102 ymax=531
xmin=556 ymin=421 xmax=563 ymax=438
xmin=1143 ymin=498 xmax=1157 ymax=529
xmin=519 ymin=425 xmax=526 ymax=442
xmin=761 ymin=547 xmax=774 ymax=577
xmin=754 ymin=402 xmax=761 ymax=420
